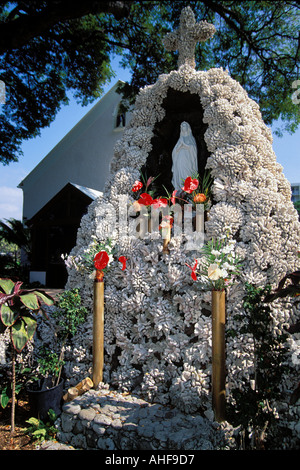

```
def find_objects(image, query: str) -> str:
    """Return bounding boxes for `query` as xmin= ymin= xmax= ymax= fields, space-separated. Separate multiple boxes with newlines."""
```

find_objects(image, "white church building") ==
xmin=18 ymin=81 xmax=130 ymax=287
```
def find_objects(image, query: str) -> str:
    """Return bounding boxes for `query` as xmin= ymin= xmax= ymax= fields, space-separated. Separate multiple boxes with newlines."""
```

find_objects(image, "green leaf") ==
xmin=0 ymin=303 xmax=19 ymax=327
xmin=33 ymin=428 xmax=47 ymax=438
xmin=15 ymin=383 xmax=23 ymax=395
xmin=47 ymin=409 xmax=57 ymax=422
xmin=23 ymin=314 xmax=37 ymax=339
xmin=20 ymin=292 xmax=40 ymax=310
xmin=26 ymin=417 xmax=40 ymax=426
xmin=0 ymin=278 xmax=15 ymax=295
xmin=0 ymin=386 xmax=10 ymax=409
xmin=11 ymin=317 xmax=36 ymax=352
xmin=11 ymin=320 xmax=28 ymax=352
xmin=34 ymin=290 xmax=54 ymax=306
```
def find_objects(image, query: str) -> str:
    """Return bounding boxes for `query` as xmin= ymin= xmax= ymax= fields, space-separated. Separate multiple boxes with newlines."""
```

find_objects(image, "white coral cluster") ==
xmin=65 ymin=62 xmax=300 ymax=428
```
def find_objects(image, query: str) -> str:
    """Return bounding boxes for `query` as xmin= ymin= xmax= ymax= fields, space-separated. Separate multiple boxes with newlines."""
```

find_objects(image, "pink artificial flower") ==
xmin=171 ymin=190 xmax=177 ymax=205
xmin=186 ymin=259 xmax=198 ymax=281
xmin=152 ymin=197 xmax=168 ymax=209
xmin=118 ymin=256 xmax=128 ymax=271
xmin=94 ymin=251 xmax=110 ymax=270
xmin=182 ymin=176 xmax=199 ymax=194
xmin=146 ymin=177 xmax=155 ymax=188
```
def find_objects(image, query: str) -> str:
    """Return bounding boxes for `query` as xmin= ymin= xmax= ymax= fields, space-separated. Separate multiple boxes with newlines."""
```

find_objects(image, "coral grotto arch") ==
xmin=64 ymin=63 xmax=300 ymax=416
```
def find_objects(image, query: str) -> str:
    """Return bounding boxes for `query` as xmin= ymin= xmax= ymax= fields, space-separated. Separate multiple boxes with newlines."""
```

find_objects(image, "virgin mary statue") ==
xmin=171 ymin=122 xmax=198 ymax=191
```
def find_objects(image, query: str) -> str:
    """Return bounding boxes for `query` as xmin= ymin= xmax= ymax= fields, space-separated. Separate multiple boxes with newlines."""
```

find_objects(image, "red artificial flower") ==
xmin=132 ymin=180 xmax=143 ymax=192
xmin=186 ymin=260 xmax=198 ymax=281
xmin=138 ymin=192 xmax=153 ymax=206
xmin=152 ymin=197 xmax=168 ymax=209
xmin=118 ymin=256 xmax=128 ymax=271
xmin=94 ymin=251 xmax=110 ymax=270
xmin=182 ymin=176 xmax=199 ymax=194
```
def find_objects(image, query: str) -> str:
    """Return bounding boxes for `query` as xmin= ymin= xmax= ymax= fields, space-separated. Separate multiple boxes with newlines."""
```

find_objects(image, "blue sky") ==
xmin=0 ymin=62 xmax=299 ymax=223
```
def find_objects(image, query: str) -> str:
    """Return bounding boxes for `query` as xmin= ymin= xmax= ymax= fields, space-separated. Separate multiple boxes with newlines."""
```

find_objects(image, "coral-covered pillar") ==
xmin=212 ymin=289 xmax=226 ymax=422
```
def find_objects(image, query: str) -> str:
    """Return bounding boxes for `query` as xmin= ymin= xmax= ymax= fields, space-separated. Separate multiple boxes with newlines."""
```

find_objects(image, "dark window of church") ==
xmin=116 ymin=112 xmax=126 ymax=128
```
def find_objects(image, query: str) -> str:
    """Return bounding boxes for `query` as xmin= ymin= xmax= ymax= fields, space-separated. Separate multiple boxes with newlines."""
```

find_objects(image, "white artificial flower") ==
xmin=221 ymin=244 xmax=234 ymax=254
xmin=207 ymin=263 xmax=223 ymax=280
xmin=219 ymin=269 xmax=228 ymax=278
xmin=211 ymin=249 xmax=221 ymax=256
xmin=222 ymin=262 xmax=231 ymax=270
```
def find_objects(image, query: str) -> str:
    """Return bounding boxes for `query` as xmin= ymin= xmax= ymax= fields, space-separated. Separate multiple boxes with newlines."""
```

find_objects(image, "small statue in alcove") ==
xmin=171 ymin=122 xmax=198 ymax=191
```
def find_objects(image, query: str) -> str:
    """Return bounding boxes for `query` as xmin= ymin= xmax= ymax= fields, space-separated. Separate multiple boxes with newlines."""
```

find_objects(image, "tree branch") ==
xmin=0 ymin=0 xmax=133 ymax=54
xmin=202 ymin=0 xmax=296 ymax=81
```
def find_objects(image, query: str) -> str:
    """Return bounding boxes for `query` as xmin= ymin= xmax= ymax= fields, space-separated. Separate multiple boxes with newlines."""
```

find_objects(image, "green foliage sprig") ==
xmin=0 ymin=364 xmax=38 ymax=409
xmin=26 ymin=409 xmax=57 ymax=443
xmin=52 ymin=287 xmax=88 ymax=339
xmin=37 ymin=288 xmax=87 ymax=387
xmin=37 ymin=346 xmax=64 ymax=382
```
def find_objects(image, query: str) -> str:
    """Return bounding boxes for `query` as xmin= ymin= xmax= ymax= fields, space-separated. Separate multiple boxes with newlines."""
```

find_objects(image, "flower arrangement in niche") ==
xmin=131 ymin=174 xmax=169 ymax=215
xmin=187 ymin=228 xmax=243 ymax=290
xmin=132 ymin=171 xmax=212 ymax=216
xmin=171 ymin=170 xmax=213 ymax=211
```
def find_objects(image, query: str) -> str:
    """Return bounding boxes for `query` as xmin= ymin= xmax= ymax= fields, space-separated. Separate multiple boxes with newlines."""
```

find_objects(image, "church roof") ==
xmin=70 ymin=182 xmax=102 ymax=200
xmin=18 ymin=80 xmax=124 ymax=191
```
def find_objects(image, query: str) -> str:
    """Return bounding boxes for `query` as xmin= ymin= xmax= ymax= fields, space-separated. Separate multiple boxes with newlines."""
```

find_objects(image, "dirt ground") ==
xmin=0 ymin=399 xmax=37 ymax=450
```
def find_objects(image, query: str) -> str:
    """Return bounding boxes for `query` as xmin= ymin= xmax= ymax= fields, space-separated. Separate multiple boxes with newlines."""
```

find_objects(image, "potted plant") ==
xmin=27 ymin=288 xmax=88 ymax=420
xmin=0 ymin=277 xmax=54 ymax=435
xmin=27 ymin=346 xmax=65 ymax=421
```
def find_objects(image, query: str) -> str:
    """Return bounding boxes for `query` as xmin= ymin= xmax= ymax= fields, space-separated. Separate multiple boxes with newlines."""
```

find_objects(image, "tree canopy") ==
xmin=0 ymin=0 xmax=299 ymax=165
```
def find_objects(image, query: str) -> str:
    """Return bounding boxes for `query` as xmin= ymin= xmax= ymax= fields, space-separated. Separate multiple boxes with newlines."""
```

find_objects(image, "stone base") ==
xmin=54 ymin=385 xmax=235 ymax=450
